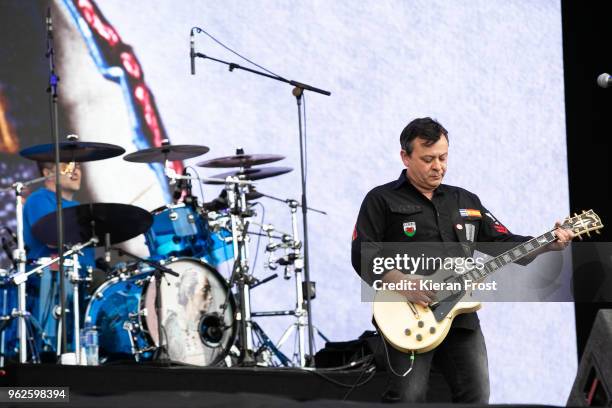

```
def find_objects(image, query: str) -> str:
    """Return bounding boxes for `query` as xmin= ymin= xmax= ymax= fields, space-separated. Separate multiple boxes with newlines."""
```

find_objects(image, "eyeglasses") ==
xmin=59 ymin=162 xmax=82 ymax=171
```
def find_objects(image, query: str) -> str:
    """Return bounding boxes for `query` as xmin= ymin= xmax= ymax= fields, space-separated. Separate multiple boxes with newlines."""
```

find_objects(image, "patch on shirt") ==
xmin=459 ymin=209 xmax=482 ymax=219
xmin=403 ymin=222 xmax=416 ymax=237
xmin=494 ymin=224 xmax=509 ymax=234
xmin=352 ymin=224 xmax=357 ymax=241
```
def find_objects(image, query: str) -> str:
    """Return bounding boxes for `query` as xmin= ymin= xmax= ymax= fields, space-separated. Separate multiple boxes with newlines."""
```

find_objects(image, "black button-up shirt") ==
xmin=352 ymin=170 xmax=531 ymax=329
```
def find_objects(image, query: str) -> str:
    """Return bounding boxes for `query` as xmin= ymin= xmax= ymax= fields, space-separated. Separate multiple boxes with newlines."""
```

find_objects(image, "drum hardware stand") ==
xmin=11 ymin=237 xmax=96 ymax=364
xmin=110 ymin=247 xmax=179 ymax=362
xmin=191 ymin=31 xmax=331 ymax=362
xmin=0 ymin=174 xmax=54 ymax=363
xmin=223 ymin=175 xmax=257 ymax=365
xmin=258 ymin=199 xmax=328 ymax=367
xmin=173 ymin=169 xmax=259 ymax=366
xmin=66 ymin=245 xmax=93 ymax=365
xmin=250 ymin=320 xmax=292 ymax=367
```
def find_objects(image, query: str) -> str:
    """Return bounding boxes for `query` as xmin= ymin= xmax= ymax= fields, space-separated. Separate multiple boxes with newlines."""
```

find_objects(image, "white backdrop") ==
xmin=54 ymin=0 xmax=573 ymax=403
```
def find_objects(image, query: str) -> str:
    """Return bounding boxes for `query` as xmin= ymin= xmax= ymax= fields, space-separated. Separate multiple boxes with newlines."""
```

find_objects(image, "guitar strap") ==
xmin=442 ymin=197 xmax=475 ymax=259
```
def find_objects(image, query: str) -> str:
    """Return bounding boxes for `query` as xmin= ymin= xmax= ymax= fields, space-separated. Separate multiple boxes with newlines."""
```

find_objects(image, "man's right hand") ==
xmin=382 ymin=269 xmax=436 ymax=307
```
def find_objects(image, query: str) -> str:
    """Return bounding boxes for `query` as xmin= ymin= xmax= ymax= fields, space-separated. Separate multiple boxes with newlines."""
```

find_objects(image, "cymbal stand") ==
xmin=225 ymin=175 xmax=257 ymax=365
xmin=257 ymin=198 xmax=329 ymax=367
xmin=12 ymin=181 xmax=30 ymax=364
xmin=1 ymin=175 xmax=52 ymax=363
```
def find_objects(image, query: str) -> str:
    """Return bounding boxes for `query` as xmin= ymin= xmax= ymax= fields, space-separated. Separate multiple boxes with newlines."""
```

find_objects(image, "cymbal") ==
xmin=204 ymin=167 xmax=293 ymax=185
xmin=124 ymin=144 xmax=210 ymax=163
xmin=197 ymin=153 xmax=285 ymax=168
xmin=20 ymin=141 xmax=126 ymax=162
xmin=32 ymin=203 xmax=153 ymax=247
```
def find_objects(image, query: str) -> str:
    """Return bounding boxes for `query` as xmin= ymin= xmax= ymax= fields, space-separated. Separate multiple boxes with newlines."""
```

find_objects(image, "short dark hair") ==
xmin=400 ymin=117 xmax=448 ymax=155
xmin=37 ymin=161 xmax=54 ymax=176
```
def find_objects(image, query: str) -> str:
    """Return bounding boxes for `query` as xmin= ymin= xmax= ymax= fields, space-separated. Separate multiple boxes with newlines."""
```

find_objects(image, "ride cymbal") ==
xmin=124 ymin=144 xmax=210 ymax=163
xmin=20 ymin=141 xmax=126 ymax=162
xmin=197 ymin=153 xmax=285 ymax=168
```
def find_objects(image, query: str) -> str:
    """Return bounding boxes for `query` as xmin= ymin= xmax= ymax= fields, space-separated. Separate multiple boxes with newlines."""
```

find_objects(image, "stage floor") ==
xmin=0 ymin=362 xmax=454 ymax=404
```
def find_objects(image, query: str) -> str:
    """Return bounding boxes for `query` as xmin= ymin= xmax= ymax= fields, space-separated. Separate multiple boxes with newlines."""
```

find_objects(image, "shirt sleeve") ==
xmin=351 ymin=190 xmax=388 ymax=285
xmin=24 ymin=191 xmax=56 ymax=227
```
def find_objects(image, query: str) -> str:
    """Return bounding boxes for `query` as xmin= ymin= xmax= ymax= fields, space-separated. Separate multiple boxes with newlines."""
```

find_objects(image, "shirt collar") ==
xmin=393 ymin=169 xmax=445 ymax=196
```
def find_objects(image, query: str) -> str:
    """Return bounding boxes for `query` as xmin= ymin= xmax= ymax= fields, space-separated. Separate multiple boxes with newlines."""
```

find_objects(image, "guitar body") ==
xmin=373 ymin=290 xmax=481 ymax=353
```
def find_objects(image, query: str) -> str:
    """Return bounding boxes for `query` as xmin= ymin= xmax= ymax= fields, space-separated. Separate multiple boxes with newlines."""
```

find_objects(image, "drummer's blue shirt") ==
xmin=23 ymin=187 xmax=95 ymax=267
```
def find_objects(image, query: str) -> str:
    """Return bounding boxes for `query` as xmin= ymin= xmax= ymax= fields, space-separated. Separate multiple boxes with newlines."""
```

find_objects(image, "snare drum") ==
xmin=85 ymin=258 xmax=235 ymax=366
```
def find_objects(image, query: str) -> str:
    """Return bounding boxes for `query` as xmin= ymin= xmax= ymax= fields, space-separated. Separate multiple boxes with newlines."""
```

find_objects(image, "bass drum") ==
xmin=85 ymin=258 xmax=235 ymax=366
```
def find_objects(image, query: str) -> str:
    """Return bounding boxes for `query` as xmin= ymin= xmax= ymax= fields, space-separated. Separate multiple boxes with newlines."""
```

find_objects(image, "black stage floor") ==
xmin=0 ymin=363 xmax=566 ymax=407
xmin=0 ymin=362 xmax=460 ymax=406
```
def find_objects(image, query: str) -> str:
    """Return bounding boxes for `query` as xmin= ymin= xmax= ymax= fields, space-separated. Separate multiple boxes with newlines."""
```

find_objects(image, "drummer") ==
xmin=22 ymin=161 xmax=94 ymax=358
xmin=24 ymin=161 xmax=94 ymax=264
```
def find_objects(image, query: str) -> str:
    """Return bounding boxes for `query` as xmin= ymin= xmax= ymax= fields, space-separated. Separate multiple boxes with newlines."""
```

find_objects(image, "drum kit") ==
xmin=0 ymin=137 xmax=326 ymax=368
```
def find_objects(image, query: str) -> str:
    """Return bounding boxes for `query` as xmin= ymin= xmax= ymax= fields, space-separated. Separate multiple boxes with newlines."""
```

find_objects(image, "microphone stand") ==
xmin=46 ymin=8 xmax=69 ymax=361
xmin=192 ymin=37 xmax=331 ymax=363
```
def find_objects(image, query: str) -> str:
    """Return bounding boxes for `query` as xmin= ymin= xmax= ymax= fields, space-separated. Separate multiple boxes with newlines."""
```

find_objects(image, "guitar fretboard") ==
xmin=458 ymin=230 xmax=558 ymax=284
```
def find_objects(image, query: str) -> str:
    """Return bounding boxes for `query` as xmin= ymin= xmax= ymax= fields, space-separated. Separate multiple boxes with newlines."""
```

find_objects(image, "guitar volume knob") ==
xmin=404 ymin=328 xmax=411 ymax=336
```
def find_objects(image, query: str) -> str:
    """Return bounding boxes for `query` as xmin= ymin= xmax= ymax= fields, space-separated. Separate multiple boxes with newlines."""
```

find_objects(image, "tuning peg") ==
xmin=596 ymin=230 xmax=601 ymax=235
xmin=586 ymin=230 xmax=591 ymax=238
xmin=578 ymin=235 xmax=583 ymax=241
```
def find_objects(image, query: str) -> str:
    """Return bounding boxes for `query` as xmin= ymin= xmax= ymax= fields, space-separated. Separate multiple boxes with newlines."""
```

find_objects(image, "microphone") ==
xmin=597 ymin=73 xmax=611 ymax=89
xmin=46 ymin=8 xmax=53 ymax=38
xmin=190 ymin=30 xmax=195 ymax=75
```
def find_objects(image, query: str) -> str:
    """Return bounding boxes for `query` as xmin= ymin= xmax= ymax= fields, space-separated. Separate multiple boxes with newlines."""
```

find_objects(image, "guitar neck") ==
xmin=462 ymin=230 xmax=558 ymax=283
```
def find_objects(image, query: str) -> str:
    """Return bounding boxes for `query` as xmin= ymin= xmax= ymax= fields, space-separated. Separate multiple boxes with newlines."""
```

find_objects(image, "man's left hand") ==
xmin=547 ymin=221 xmax=575 ymax=251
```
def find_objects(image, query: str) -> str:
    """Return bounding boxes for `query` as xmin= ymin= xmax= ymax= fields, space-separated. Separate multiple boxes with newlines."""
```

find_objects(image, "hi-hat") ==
xmin=197 ymin=153 xmax=285 ymax=168
xmin=203 ymin=167 xmax=293 ymax=185
xmin=20 ymin=141 xmax=125 ymax=162
xmin=32 ymin=203 xmax=153 ymax=246
xmin=124 ymin=144 xmax=210 ymax=163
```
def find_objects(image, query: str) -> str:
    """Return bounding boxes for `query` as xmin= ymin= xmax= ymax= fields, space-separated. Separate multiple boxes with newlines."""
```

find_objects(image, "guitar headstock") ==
xmin=563 ymin=209 xmax=604 ymax=239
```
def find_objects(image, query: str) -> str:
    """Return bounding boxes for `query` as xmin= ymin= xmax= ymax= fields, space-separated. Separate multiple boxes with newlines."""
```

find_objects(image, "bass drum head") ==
xmin=144 ymin=258 xmax=235 ymax=366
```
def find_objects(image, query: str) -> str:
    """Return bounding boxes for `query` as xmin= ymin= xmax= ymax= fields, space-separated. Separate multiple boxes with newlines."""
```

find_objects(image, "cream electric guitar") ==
xmin=373 ymin=210 xmax=603 ymax=354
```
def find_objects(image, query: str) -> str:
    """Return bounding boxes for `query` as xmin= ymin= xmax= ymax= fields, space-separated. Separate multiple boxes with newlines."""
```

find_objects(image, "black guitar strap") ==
xmin=443 ymin=197 xmax=475 ymax=259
